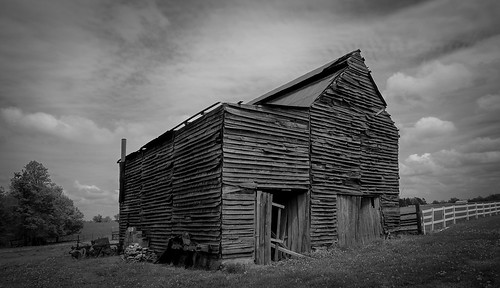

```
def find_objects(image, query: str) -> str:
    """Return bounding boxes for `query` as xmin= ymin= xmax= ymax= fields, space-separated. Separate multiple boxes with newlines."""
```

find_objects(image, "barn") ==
xmin=118 ymin=50 xmax=400 ymax=265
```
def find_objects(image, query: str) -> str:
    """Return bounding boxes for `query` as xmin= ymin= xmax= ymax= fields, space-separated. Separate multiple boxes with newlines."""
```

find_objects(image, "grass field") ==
xmin=1 ymin=216 xmax=499 ymax=288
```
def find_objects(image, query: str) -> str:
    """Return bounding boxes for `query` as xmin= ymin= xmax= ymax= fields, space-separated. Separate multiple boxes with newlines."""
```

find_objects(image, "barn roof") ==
xmin=122 ymin=50 xmax=387 ymax=161
xmin=247 ymin=50 xmax=386 ymax=107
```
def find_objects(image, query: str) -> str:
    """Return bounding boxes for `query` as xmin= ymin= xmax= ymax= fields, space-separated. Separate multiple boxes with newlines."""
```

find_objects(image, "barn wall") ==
xmin=171 ymin=106 xmax=224 ymax=253
xmin=310 ymin=53 xmax=399 ymax=247
xmin=120 ymin=106 xmax=224 ymax=254
xmin=220 ymin=186 xmax=256 ymax=260
xmin=221 ymin=103 xmax=310 ymax=259
xmin=119 ymin=152 xmax=142 ymax=245
xmin=222 ymin=104 xmax=310 ymax=190
xmin=139 ymin=136 xmax=173 ymax=252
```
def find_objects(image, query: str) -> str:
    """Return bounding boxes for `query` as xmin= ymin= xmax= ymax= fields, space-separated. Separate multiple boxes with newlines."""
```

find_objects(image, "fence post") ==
xmin=431 ymin=207 xmax=435 ymax=231
xmin=443 ymin=207 xmax=446 ymax=228
xmin=416 ymin=203 xmax=423 ymax=234
xmin=466 ymin=204 xmax=469 ymax=220
xmin=475 ymin=203 xmax=479 ymax=219
xmin=452 ymin=205 xmax=456 ymax=224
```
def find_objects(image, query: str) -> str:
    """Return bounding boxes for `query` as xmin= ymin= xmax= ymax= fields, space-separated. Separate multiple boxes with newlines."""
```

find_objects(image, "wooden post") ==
xmin=264 ymin=194 xmax=272 ymax=264
xmin=442 ymin=207 xmax=446 ymax=228
xmin=466 ymin=204 xmax=469 ymax=220
xmin=415 ymin=203 xmax=423 ymax=235
xmin=119 ymin=139 xmax=126 ymax=203
xmin=275 ymin=207 xmax=281 ymax=261
xmin=452 ymin=205 xmax=456 ymax=225
xmin=431 ymin=207 xmax=435 ymax=231
xmin=255 ymin=191 xmax=261 ymax=264
xmin=475 ymin=203 xmax=478 ymax=219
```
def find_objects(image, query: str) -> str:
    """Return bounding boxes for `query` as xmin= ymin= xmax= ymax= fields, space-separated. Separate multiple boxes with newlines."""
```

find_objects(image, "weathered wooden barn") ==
xmin=118 ymin=50 xmax=399 ymax=265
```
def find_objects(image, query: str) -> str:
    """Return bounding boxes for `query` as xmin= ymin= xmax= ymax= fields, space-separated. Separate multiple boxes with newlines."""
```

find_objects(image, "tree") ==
xmin=0 ymin=186 xmax=19 ymax=246
xmin=93 ymin=214 xmax=103 ymax=223
xmin=8 ymin=161 xmax=84 ymax=245
xmin=114 ymin=213 xmax=120 ymax=222
xmin=399 ymin=197 xmax=428 ymax=207
xmin=103 ymin=216 xmax=112 ymax=223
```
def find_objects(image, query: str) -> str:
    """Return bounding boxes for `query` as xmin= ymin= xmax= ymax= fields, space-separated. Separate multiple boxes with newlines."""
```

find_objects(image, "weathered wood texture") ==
xmin=222 ymin=103 xmax=310 ymax=190
xmin=273 ymin=192 xmax=310 ymax=253
xmin=221 ymin=186 xmax=255 ymax=259
xmin=337 ymin=195 xmax=382 ymax=246
xmin=171 ymin=106 xmax=223 ymax=251
xmin=254 ymin=190 xmax=273 ymax=265
xmin=140 ymin=137 xmax=173 ymax=252
xmin=120 ymin=106 xmax=223 ymax=255
xmin=310 ymin=52 xmax=399 ymax=247
xmin=221 ymin=104 xmax=310 ymax=259
xmin=119 ymin=152 xmax=142 ymax=246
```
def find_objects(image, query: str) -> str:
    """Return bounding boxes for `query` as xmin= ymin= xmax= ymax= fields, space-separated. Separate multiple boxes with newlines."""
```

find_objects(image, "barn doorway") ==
xmin=337 ymin=195 xmax=382 ymax=246
xmin=255 ymin=190 xmax=310 ymax=265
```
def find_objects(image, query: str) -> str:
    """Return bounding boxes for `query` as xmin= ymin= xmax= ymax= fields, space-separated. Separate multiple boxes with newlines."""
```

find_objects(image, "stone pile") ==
xmin=122 ymin=243 xmax=157 ymax=263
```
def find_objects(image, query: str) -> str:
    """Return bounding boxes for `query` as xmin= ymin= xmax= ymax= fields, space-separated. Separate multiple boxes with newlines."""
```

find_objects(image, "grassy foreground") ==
xmin=1 ymin=216 xmax=499 ymax=288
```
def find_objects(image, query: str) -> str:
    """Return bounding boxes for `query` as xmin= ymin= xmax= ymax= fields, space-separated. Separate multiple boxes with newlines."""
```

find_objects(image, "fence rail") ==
xmin=421 ymin=202 xmax=500 ymax=234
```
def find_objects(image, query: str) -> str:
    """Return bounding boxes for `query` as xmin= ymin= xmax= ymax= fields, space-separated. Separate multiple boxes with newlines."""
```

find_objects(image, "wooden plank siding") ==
xmin=139 ymin=137 xmax=173 ymax=252
xmin=171 ymin=106 xmax=224 ymax=252
xmin=310 ymin=52 xmax=399 ymax=247
xmin=222 ymin=104 xmax=310 ymax=190
xmin=221 ymin=186 xmax=255 ymax=260
xmin=221 ymin=103 xmax=310 ymax=259
xmin=119 ymin=152 xmax=142 ymax=246
xmin=120 ymin=106 xmax=224 ymax=255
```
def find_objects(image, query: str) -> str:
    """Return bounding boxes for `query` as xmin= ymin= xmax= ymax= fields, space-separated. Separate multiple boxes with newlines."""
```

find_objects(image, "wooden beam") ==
xmin=274 ymin=208 xmax=282 ymax=261
xmin=272 ymin=202 xmax=285 ymax=209
xmin=119 ymin=138 xmax=126 ymax=203
xmin=270 ymin=243 xmax=306 ymax=258
xmin=271 ymin=238 xmax=283 ymax=244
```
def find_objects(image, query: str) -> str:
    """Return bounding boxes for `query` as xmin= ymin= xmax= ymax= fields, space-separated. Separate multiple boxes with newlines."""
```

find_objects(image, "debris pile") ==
xmin=122 ymin=243 xmax=157 ymax=263
xmin=69 ymin=237 xmax=117 ymax=259
xmin=156 ymin=233 xmax=218 ymax=269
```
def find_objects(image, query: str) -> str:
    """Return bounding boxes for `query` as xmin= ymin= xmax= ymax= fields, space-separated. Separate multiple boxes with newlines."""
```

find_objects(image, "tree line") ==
xmin=400 ymin=194 xmax=500 ymax=207
xmin=0 ymin=161 xmax=84 ymax=246
xmin=399 ymin=197 xmax=427 ymax=207
xmin=92 ymin=213 xmax=119 ymax=223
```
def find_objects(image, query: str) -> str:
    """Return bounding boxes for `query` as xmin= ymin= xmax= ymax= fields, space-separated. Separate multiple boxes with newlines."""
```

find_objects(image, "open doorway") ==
xmin=337 ymin=195 xmax=382 ymax=246
xmin=255 ymin=190 xmax=310 ymax=264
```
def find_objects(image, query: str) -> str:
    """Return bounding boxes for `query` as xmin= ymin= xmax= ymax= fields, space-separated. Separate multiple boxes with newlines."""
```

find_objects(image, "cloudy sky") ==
xmin=1 ymin=0 xmax=499 ymax=219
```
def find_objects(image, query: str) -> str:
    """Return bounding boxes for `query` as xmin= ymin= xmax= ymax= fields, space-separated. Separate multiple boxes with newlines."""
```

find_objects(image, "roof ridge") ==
xmin=247 ymin=50 xmax=360 ymax=105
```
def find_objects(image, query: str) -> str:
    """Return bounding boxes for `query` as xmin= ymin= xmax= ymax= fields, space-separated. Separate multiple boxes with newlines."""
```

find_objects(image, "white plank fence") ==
xmin=421 ymin=202 xmax=500 ymax=234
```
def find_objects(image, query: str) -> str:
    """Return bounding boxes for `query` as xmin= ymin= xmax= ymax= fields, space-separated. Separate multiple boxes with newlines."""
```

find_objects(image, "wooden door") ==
xmin=255 ymin=190 xmax=273 ymax=265
xmin=337 ymin=195 xmax=382 ymax=246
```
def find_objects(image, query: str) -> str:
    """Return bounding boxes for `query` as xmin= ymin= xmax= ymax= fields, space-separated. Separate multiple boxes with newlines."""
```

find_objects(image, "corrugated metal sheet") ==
xmin=265 ymin=72 xmax=341 ymax=107
xmin=247 ymin=50 xmax=357 ymax=106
